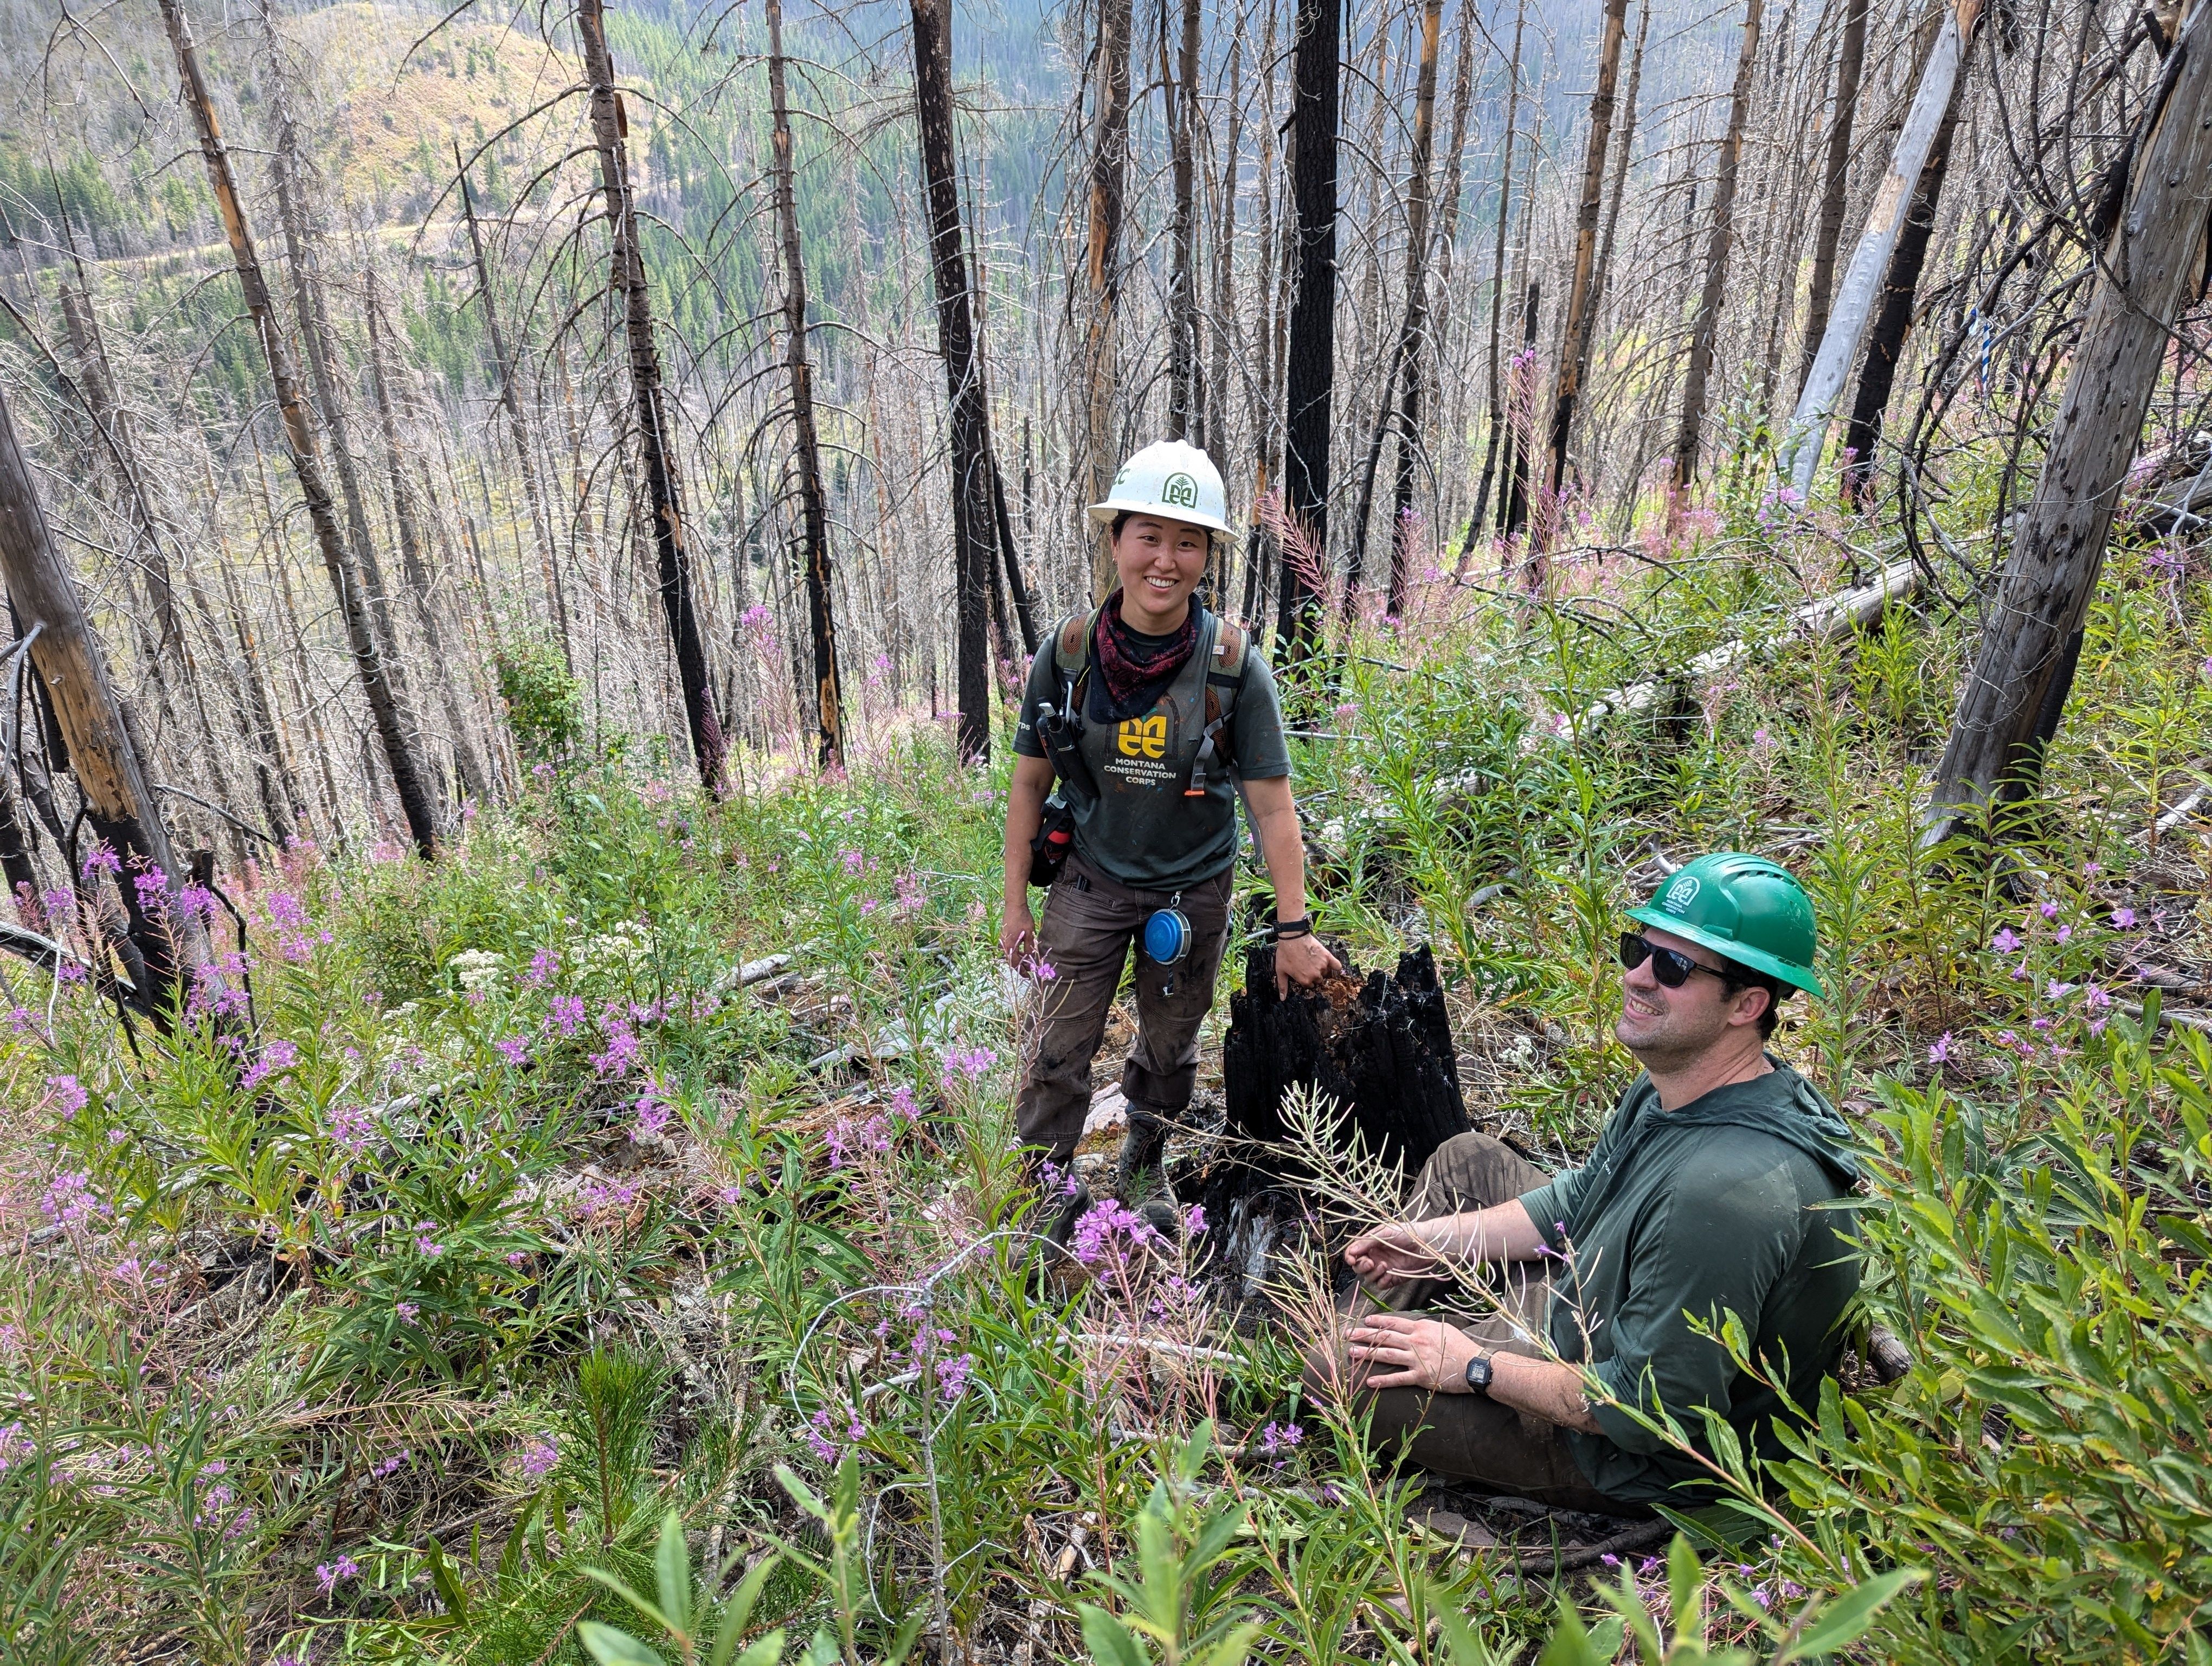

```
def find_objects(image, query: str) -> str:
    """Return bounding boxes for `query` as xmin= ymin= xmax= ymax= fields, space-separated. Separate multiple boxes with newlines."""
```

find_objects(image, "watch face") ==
xmin=1464 ymin=1354 xmax=1493 ymax=1392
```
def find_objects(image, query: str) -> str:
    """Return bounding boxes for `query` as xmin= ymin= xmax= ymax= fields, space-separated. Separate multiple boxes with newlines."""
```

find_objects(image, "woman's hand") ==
xmin=1342 ymin=1221 xmax=1454 ymax=1286
xmin=1000 ymin=898 xmax=1037 ymax=963
xmin=1273 ymin=930 xmax=1340 ymax=995
xmin=1344 ymin=1313 xmax=1479 ymax=1393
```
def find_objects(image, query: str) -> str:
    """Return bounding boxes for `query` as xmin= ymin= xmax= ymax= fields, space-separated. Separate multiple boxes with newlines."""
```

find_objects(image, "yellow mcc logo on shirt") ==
xmin=1116 ymin=715 xmax=1168 ymax=759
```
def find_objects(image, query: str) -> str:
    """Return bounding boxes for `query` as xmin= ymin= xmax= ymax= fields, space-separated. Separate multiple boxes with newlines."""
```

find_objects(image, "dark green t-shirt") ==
xmin=1012 ymin=610 xmax=1292 ymax=892
xmin=1517 ymin=1062 xmax=1862 ymax=1503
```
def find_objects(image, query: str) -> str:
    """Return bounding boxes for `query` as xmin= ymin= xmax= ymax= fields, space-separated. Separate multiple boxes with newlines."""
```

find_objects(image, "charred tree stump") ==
xmin=1223 ymin=942 xmax=1470 ymax=1175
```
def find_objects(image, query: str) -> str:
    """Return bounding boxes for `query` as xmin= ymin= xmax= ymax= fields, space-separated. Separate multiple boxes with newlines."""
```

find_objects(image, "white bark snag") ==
xmin=0 ymin=382 xmax=216 ymax=1022
xmin=1930 ymin=0 xmax=2212 ymax=837
xmin=1780 ymin=0 xmax=1982 ymax=502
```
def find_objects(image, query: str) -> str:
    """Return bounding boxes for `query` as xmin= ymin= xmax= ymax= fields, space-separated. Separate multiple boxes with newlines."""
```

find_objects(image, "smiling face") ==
xmin=1615 ymin=923 xmax=1771 ymax=1069
xmin=1111 ymin=513 xmax=1210 ymax=632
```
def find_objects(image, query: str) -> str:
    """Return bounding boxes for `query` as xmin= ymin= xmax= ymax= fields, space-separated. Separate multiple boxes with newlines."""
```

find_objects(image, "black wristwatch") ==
xmin=1463 ymin=1351 xmax=1494 ymax=1395
xmin=1270 ymin=915 xmax=1314 ymax=941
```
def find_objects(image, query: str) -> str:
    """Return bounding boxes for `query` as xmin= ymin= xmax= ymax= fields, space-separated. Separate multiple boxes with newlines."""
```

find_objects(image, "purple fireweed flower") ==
xmin=1256 ymin=1421 xmax=1303 ymax=1464
xmin=44 ymin=1074 xmax=88 ymax=1120
xmin=2112 ymin=907 xmax=2138 ymax=929
xmin=839 ymin=848 xmax=866 ymax=875
xmin=546 ymin=995 xmax=586 ymax=1037
xmin=889 ymin=1084 xmax=919 ymax=1123
xmin=933 ymin=1352 xmax=976 ymax=1405
xmin=316 ymin=1554 xmax=361 ymax=1597
xmin=1992 ymin=927 xmax=2021 ymax=953
xmin=589 ymin=1027 xmax=640 ymax=1078
xmin=1070 ymin=1199 xmax=1156 ymax=1265
xmin=2039 ymin=901 xmax=2060 ymax=921
xmin=1928 ymin=1033 xmax=1953 ymax=1065
xmin=495 ymin=1034 xmax=530 ymax=1067
xmin=132 ymin=869 xmax=170 ymax=915
xmin=327 ymin=1104 xmax=374 ymax=1156
xmin=0 ymin=1422 xmax=32 ymax=1472
xmin=523 ymin=949 xmax=558 ymax=988
xmin=40 ymin=1171 xmax=109 ymax=1229
xmin=240 ymin=1039 xmax=299 ymax=1092
xmin=937 ymin=1046 xmax=999 ymax=1090
xmin=394 ymin=1301 xmax=420 ymax=1322
xmin=2085 ymin=983 xmax=2112 ymax=1013
xmin=1184 ymin=1204 xmax=1207 ymax=1237
xmin=807 ymin=1403 xmax=866 ymax=1465
xmin=415 ymin=1235 xmax=444 ymax=1258
xmin=518 ymin=1437 xmax=560 ymax=1478
xmin=631 ymin=1088 xmax=673 ymax=1143
xmin=81 ymin=845 xmax=121 ymax=881
xmin=175 ymin=883 xmax=219 ymax=926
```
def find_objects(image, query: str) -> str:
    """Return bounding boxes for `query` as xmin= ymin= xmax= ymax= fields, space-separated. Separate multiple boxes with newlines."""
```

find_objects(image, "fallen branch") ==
xmin=1549 ymin=558 xmax=1921 ymax=742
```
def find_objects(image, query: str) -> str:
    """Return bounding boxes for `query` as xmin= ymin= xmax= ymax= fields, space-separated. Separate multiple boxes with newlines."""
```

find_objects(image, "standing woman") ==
xmin=1000 ymin=440 xmax=1340 ymax=1219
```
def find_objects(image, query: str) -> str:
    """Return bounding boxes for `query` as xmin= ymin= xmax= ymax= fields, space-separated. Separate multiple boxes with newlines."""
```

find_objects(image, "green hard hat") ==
xmin=1625 ymin=851 xmax=1825 ymax=997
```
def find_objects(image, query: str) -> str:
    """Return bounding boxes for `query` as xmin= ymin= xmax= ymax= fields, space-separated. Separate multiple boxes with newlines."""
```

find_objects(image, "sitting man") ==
xmin=1313 ymin=852 xmax=1861 ymax=1513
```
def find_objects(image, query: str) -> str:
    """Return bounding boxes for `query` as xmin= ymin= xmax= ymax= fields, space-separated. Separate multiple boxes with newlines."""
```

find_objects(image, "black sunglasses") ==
xmin=1618 ymin=932 xmax=1727 ymax=989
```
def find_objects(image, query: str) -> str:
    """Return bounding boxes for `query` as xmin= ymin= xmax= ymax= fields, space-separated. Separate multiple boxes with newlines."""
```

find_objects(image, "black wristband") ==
xmin=1270 ymin=915 xmax=1314 ymax=941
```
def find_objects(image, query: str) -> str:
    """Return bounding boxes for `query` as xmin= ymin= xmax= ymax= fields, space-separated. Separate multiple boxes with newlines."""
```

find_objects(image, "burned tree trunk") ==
xmin=1799 ymin=0 xmax=1869 ymax=398
xmin=0 ymin=382 xmax=215 ymax=1022
xmin=1082 ymin=0 xmax=1136 ymax=598
xmin=1345 ymin=0 xmax=1443 ymax=622
xmin=1930 ymin=0 xmax=2212 ymax=842
xmin=257 ymin=0 xmax=407 ymax=697
xmin=1465 ymin=0 xmax=1527 ymax=555
xmin=911 ymin=0 xmax=1005 ymax=762
xmin=576 ymin=0 xmax=724 ymax=794
xmin=1669 ymin=0 xmax=1764 ymax=493
xmin=1166 ymin=0 xmax=1204 ymax=443
xmin=1838 ymin=91 xmax=1963 ymax=508
xmin=1544 ymin=0 xmax=1631 ymax=514
xmin=768 ymin=0 xmax=846 ymax=772
xmin=1223 ymin=943 xmax=1470 ymax=1175
xmin=1279 ymin=0 xmax=1343 ymax=676
xmin=160 ymin=0 xmax=438 ymax=856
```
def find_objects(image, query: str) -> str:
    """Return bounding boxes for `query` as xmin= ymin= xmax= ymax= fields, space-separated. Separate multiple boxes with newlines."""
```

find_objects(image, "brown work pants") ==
xmin=1304 ymin=1132 xmax=1635 ymax=1515
xmin=1012 ymin=854 xmax=1234 ymax=1169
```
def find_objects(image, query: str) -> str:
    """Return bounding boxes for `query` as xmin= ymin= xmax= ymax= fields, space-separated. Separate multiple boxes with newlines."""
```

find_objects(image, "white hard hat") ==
xmin=1086 ymin=439 xmax=1234 ymax=538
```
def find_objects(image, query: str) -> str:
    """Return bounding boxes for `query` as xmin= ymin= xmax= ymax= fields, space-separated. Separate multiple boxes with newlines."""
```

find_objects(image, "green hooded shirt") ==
xmin=1516 ymin=1061 xmax=1862 ymax=1504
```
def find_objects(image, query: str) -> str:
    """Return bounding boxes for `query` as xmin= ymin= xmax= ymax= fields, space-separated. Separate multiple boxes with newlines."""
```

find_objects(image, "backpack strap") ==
xmin=1197 ymin=616 xmax=1250 ymax=774
xmin=1052 ymin=610 xmax=1097 ymax=722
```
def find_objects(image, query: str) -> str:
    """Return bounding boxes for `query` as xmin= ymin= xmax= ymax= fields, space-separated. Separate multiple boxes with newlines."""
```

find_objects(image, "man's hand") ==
xmin=1344 ymin=1312 xmax=1480 ymax=1393
xmin=1341 ymin=1222 xmax=1455 ymax=1287
xmin=1273 ymin=931 xmax=1341 ymax=996
xmin=1000 ymin=898 xmax=1037 ymax=964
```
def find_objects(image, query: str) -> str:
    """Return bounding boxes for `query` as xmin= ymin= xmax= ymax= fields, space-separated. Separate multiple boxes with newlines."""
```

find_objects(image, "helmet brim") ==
xmin=1085 ymin=498 xmax=1235 ymax=539
xmin=1625 ymin=905 xmax=1826 ymax=997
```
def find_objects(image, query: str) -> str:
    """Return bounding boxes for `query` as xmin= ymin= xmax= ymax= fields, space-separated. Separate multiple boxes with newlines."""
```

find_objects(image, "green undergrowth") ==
xmin=2 ymin=522 xmax=2208 ymax=1663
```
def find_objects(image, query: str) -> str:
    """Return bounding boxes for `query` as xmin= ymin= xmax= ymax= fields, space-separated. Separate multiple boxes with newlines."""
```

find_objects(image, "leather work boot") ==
xmin=1116 ymin=1104 xmax=1173 ymax=1203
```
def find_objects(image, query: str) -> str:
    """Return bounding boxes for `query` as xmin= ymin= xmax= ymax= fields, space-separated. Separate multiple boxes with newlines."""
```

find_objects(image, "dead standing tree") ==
xmin=1930 ymin=0 xmax=2212 ymax=843
xmin=766 ymin=0 xmax=846 ymax=771
xmin=1780 ymin=0 xmax=1983 ymax=503
xmin=0 ymin=382 xmax=216 ymax=1023
xmin=1543 ymin=0 xmax=1631 ymax=520
xmin=575 ymin=0 xmax=725 ymax=794
xmin=1343 ymin=0 xmax=1443 ymax=621
xmin=911 ymin=0 xmax=1005 ymax=762
xmin=159 ymin=0 xmax=440 ymax=857
xmin=1083 ymin=0 xmax=1136 ymax=598
xmin=1669 ymin=0 xmax=1765 ymax=496
xmin=1279 ymin=0 xmax=1342 ymax=677
xmin=1799 ymin=0 xmax=1870 ymax=396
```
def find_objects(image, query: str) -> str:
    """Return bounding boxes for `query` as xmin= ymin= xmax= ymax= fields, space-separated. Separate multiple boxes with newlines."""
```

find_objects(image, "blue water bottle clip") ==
xmin=1142 ymin=892 xmax=1192 ymax=968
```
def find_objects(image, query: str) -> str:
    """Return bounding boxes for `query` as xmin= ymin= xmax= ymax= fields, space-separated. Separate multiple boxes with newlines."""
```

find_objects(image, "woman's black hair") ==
xmin=1109 ymin=510 xmax=1133 ymax=540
